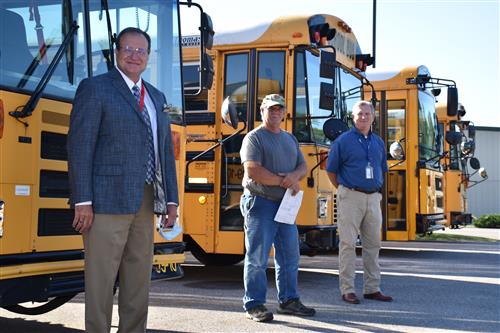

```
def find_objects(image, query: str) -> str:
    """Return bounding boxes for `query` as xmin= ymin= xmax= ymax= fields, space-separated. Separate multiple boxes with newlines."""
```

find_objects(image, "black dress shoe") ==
xmin=342 ymin=293 xmax=360 ymax=304
xmin=363 ymin=291 xmax=393 ymax=302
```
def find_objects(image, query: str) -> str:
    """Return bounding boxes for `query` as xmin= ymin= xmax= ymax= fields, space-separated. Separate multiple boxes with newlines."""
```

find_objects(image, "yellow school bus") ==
xmin=367 ymin=66 xmax=464 ymax=240
xmin=0 ymin=0 xmax=212 ymax=314
xmin=182 ymin=14 xmax=371 ymax=264
xmin=436 ymin=102 xmax=486 ymax=228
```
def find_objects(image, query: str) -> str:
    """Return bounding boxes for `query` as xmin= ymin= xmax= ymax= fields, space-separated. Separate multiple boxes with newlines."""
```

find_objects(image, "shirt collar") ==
xmin=115 ymin=66 xmax=142 ymax=91
xmin=352 ymin=127 xmax=372 ymax=139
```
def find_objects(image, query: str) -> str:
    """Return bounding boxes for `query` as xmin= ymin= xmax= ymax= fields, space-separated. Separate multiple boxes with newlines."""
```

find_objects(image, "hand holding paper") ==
xmin=274 ymin=188 xmax=304 ymax=224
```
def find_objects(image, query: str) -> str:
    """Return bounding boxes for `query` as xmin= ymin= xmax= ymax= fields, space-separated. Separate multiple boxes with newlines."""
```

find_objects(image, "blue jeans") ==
xmin=240 ymin=193 xmax=300 ymax=310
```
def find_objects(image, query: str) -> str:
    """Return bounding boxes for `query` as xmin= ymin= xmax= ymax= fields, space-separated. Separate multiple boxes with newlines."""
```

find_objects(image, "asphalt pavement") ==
xmin=1 ymin=240 xmax=499 ymax=333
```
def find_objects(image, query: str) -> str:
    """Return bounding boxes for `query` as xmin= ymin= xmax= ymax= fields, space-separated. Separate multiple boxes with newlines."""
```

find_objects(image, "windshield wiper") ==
xmin=9 ymin=21 xmax=79 ymax=119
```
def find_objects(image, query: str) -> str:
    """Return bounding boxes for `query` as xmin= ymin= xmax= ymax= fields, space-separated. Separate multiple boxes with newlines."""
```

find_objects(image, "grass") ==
xmin=416 ymin=233 xmax=499 ymax=243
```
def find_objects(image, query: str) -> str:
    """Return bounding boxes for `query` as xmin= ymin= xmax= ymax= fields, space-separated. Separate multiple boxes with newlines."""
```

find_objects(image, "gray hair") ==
xmin=352 ymin=100 xmax=375 ymax=115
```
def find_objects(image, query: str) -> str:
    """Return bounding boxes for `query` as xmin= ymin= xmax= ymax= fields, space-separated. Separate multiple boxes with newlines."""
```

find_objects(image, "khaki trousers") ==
xmin=83 ymin=185 xmax=154 ymax=333
xmin=337 ymin=185 xmax=382 ymax=295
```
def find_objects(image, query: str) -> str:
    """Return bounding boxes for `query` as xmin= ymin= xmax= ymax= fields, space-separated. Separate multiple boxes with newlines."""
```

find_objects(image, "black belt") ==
xmin=348 ymin=187 xmax=380 ymax=194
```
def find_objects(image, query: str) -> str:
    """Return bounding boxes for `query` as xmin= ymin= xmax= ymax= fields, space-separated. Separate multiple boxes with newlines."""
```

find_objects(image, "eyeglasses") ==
xmin=120 ymin=45 xmax=148 ymax=57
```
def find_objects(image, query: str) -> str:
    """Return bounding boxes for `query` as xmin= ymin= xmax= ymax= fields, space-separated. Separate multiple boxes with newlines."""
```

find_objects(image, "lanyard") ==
xmin=358 ymin=134 xmax=371 ymax=163
xmin=139 ymin=80 xmax=145 ymax=112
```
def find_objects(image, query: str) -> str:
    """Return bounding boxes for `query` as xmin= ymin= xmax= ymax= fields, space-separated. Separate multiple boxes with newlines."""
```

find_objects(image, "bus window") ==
xmin=386 ymin=100 xmax=406 ymax=159
xmin=183 ymin=63 xmax=208 ymax=112
xmin=223 ymin=53 xmax=249 ymax=121
xmin=294 ymin=51 xmax=309 ymax=142
xmin=418 ymin=91 xmax=440 ymax=164
xmin=387 ymin=170 xmax=407 ymax=231
xmin=183 ymin=63 xmax=200 ymax=92
xmin=293 ymin=49 xmax=362 ymax=145
xmin=0 ymin=2 xmax=84 ymax=100
xmin=255 ymin=51 xmax=285 ymax=121
xmin=448 ymin=121 xmax=461 ymax=170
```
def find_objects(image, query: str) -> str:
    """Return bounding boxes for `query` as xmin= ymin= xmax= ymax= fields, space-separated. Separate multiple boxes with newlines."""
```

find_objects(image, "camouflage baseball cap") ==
xmin=261 ymin=94 xmax=285 ymax=109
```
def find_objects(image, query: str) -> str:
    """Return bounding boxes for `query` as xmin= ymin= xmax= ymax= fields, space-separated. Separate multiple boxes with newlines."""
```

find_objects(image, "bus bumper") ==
xmin=416 ymin=213 xmax=446 ymax=234
xmin=450 ymin=212 xmax=472 ymax=227
xmin=298 ymin=225 xmax=338 ymax=254
xmin=0 ymin=242 xmax=185 ymax=307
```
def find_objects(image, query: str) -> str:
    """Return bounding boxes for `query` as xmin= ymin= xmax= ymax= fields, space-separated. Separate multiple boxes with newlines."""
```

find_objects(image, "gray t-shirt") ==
xmin=240 ymin=125 xmax=305 ymax=201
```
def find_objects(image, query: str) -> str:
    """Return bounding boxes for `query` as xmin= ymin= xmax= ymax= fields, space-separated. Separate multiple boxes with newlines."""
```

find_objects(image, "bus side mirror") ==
xmin=319 ymin=82 xmax=334 ymax=110
xmin=445 ymin=130 xmax=462 ymax=146
xmin=201 ymin=13 xmax=214 ymax=50
xmin=200 ymin=53 xmax=214 ymax=90
xmin=320 ymin=50 xmax=336 ymax=79
xmin=469 ymin=157 xmax=480 ymax=170
xmin=323 ymin=118 xmax=348 ymax=141
xmin=390 ymin=141 xmax=405 ymax=160
xmin=447 ymin=87 xmax=458 ymax=116
xmin=468 ymin=125 xmax=476 ymax=139
xmin=221 ymin=96 xmax=238 ymax=129
xmin=479 ymin=167 xmax=487 ymax=179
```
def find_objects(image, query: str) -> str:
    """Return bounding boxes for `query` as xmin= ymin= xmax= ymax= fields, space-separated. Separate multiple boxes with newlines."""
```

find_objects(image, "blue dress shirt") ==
xmin=326 ymin=128 xmax=388 ymax=192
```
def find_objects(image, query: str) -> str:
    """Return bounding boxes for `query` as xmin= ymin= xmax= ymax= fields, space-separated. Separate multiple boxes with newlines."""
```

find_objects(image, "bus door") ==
xmin=375 ymin=90 xmax=410 ymax=241
xmin=219 ymin=48 xmax=287 ymax=250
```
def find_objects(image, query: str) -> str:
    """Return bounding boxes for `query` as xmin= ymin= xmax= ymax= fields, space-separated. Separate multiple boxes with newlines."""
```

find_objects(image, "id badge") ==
xmin=365 ymin=164 xmax=374 ymax=179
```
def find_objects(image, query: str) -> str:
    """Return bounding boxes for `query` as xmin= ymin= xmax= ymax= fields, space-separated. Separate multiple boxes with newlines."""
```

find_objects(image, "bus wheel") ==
xmin=191 ymin=248 xmax=244 ymax=266
xmin=2 ymin=294 xmax=77 ymax=315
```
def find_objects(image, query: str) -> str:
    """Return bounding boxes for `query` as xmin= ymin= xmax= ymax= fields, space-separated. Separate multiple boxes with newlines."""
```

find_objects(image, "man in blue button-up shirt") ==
xmin=326 ymin=101 xmax=393 ymax=305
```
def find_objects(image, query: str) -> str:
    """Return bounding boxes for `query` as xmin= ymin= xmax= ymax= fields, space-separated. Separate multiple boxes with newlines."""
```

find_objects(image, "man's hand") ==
xmin=73 ymin=204 xmax=94 ymax=233
xmin=289 ymin=182 xmax=301 ymax=196
xmin=279 ymin=172 xmax=301 ymax=189
xmin=163 ymin=204 xmax=178 ymax=228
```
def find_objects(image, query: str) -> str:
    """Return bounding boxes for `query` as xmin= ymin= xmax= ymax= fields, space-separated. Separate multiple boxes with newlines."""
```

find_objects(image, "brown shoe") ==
xmin=342 ymin=293 xmax=360 ymax=304
xmin=363 ymin=291 xmax=393 ymax=302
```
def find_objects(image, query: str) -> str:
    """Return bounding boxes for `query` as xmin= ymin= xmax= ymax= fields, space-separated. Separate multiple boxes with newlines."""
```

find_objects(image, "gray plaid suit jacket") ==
xmin=68 ymin=68 xmax=178 ymax=214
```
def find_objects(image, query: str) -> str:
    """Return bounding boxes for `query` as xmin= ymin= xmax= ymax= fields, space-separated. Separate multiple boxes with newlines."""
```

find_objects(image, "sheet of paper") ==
xmin=274 ymin=188 xmax=304 ymax=224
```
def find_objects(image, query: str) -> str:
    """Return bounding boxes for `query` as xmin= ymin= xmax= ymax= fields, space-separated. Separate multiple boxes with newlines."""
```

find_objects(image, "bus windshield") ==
xmin=0 ymin=0 xmax=183 ymax=122
xmin=294 ymin=49 xmax=362 ymax=145
xmin=418 ymin=90 xmax=441 ymax=164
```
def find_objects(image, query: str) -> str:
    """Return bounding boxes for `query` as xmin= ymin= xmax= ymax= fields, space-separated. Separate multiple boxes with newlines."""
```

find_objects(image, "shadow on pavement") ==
xmin=0 ymin=317 xmax=83 ymax=333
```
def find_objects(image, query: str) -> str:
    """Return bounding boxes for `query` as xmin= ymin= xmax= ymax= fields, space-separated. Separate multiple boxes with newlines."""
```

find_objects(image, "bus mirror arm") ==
xmin=362 ymin=78 xmax=378 ymax=107
xmin=184 ymin=121 xmax=247 ymax=187
xmin=465 ymin=167 xmax=488 ymax=188
xmin=306 ymin=153 xmax=329 ymax=188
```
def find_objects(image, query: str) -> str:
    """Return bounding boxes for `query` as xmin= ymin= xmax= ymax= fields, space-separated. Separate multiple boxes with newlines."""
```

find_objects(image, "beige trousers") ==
xmin=83 ymin=185 xmax=154 ymax=333
xmin=337 ymin=185 xmax=382 ymax=295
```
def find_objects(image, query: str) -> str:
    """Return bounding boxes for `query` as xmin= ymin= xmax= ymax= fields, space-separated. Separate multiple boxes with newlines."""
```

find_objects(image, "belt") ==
xmin=347 ymin=187 xmax=380 ymax=194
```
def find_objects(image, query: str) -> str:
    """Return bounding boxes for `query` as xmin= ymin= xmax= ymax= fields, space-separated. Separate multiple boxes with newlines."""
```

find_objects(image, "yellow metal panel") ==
xmin=0 ymin=183 xmax=32 ymax=254
xmin=215 ymin=231 xmax=244 ymax=254
xmin=1 ymin=260 xmax=84 ymax=280
xmin=386 ymin=231 xmax=410 ymax=241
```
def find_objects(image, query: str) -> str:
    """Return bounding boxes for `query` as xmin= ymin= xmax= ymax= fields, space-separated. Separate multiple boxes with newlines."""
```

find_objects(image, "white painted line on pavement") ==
xmin=381 ymin=246 xmax=500 ymax=255
xmin=299 ymin=267 xmax=500 ymax=285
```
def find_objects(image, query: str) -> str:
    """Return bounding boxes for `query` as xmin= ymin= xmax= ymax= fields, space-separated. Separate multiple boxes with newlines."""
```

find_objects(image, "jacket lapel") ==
xmin=109 ymin=68 xmax=145 ymax=123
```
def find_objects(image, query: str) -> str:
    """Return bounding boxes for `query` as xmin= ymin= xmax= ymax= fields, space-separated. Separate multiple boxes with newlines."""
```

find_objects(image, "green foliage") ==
xmin=474 ymin=214 xmax=500 ymax=228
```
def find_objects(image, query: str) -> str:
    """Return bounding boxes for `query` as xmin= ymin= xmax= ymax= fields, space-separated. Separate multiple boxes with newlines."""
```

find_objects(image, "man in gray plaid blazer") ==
xmin=67 ymin=27 xmax=178 ymax=333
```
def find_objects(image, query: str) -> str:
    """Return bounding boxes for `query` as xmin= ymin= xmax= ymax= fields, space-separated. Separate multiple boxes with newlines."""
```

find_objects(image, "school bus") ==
xmin=436 ymin=102 xmax=486 ymax=228
xmin=0 ymin=0 xmax=212 ymax=314
xmin=182 ymin=14 xmax=371 ymax=265
xmin=367 ymin=66 xmax=463 ymax=240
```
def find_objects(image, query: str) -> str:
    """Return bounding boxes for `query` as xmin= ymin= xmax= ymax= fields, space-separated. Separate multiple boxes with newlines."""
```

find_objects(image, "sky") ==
xmin=181 ymin=0 xmax=500 ymax=127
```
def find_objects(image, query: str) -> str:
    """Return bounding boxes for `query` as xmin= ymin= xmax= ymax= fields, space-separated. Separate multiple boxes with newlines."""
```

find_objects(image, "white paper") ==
xmin=274 ymin=189 xmax=304 ymax=224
